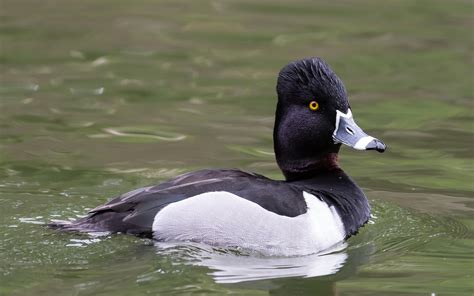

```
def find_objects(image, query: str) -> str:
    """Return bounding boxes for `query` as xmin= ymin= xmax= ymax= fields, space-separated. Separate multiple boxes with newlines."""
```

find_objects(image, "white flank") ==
xmin=152 ymin=191 xmax=345 ymax=256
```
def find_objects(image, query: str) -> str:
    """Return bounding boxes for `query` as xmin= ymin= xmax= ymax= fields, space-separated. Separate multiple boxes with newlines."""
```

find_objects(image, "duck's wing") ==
xmin=49 ymin=169 xmax=307 ymax=237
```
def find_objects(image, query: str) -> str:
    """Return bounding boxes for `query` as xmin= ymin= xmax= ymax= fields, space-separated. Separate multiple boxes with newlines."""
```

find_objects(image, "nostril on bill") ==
xmin=345 ymin=127 xmax=355 ymax=135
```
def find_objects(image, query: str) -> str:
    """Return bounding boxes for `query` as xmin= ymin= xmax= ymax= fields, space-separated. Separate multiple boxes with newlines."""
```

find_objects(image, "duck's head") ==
xmin=274 ymin=57 xmax=386 ymax=180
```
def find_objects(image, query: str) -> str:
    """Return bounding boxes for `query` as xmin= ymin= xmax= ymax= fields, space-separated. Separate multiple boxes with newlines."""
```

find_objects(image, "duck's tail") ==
xmin=47 ymin=212 xmax=152 ymax=237
xmin=47 ymin=219 xmax=91 ymax=232
xmin=47 ymin=220 xmax=71 ymax=229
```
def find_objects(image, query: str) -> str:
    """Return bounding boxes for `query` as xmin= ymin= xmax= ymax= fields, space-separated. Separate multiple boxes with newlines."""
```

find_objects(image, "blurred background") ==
xmin=0 ymin=0 xmax=472 ymax=295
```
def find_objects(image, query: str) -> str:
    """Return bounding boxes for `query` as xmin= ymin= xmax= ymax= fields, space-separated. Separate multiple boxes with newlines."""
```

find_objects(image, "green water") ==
xmin=1 ymin=0 xmax=473 ymax=295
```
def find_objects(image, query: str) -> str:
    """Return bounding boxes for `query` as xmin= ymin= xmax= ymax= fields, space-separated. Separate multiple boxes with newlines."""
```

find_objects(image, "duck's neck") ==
xmin=279 ymin=153 xmax=341 ymax=181
xmin=273 ymin=102 xmax=342 ymax=181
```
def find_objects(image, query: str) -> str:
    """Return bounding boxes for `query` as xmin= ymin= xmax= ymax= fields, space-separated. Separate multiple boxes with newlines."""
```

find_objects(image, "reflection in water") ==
xmin=197 ymin=250 xmax=347 ymax=284
xmin=154 ymin=242 xmax=351 ymax=284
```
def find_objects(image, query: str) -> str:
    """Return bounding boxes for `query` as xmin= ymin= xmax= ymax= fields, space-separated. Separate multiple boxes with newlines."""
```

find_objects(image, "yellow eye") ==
xmin=309 ymin=101 xmax=319 ymax=111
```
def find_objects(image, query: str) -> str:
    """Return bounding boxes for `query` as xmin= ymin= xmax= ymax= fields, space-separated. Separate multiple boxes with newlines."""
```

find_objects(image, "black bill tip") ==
xmin=366 ymin=139 xmax=387 ymax=153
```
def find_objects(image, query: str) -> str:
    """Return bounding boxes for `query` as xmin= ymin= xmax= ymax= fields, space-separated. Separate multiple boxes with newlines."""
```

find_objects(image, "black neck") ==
xmin=278 ymin=153 xmax=341 ymax=181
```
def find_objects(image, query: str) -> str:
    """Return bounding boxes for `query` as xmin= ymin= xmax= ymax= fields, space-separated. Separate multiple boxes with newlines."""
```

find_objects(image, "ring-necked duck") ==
xmin=50 ymin=57 xmax=386 ymax=256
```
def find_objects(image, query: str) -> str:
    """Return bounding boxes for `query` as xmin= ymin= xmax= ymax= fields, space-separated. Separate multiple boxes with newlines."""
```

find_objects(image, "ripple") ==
xmin=227 ymin=145 xmax=274 ymax=158
xmin=0 ymin=83 xmax=39 ymax=94
xmin=18 ymin=217 xmax=45 ymax=225
xmin=101 ymin=127 xmax=187 ymax=142
xmin=69 ymin=87 xmax=104 ymax=95
xmin=349 ymin=201 xmax=473 ymax=260
xmin=66 ymin=238 xmax=102 ymax=247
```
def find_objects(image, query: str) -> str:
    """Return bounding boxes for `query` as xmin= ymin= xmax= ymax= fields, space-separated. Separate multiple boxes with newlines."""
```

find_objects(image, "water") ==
xmin=1 ymin=0 xmax=473 ymax=295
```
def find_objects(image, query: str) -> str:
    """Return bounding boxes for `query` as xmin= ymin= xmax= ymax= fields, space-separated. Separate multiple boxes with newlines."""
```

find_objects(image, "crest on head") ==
xmin=276 ymin=57 xmax=349 ymax=113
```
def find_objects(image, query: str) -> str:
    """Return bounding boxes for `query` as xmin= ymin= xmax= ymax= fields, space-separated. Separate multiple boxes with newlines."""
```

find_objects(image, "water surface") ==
xmin=1 ymin=0 xmax=473 ymax=295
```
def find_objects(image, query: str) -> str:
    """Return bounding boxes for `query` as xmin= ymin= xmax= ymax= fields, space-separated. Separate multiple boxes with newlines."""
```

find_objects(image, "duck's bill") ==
xmin=332 ymin=109 xmax=386 ymax=153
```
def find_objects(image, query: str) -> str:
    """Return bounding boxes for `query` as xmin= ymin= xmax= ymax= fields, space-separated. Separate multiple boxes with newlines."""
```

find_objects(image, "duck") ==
xmin=50 ymin=57 xmax=386 ymax=256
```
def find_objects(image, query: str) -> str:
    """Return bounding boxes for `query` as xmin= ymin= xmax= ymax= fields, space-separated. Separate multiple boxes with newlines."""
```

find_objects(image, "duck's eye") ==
xmin=309 ymin=101 xmax=319 ymax=111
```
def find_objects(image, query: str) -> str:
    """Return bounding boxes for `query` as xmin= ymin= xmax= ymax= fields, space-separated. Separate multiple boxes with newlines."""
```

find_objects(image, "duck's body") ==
xmin=50 ymin=57 xmax=385 ymax=256
xmin=55 ymin=168 xmax=369 ymax=255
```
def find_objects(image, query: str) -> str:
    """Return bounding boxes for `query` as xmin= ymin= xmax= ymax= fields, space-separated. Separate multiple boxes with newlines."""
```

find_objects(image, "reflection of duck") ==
xmin=150 ymin=240 xmax=375 ymax=288
xmin=155 ymin=241 xmax=348 ymax=284
xmin=50 ymin=58 xmax=386 ymax=256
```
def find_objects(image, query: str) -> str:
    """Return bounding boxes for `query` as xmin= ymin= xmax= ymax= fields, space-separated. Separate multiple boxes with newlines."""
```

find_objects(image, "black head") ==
xmin=273 ymin=57 xmax=385 ymax=180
